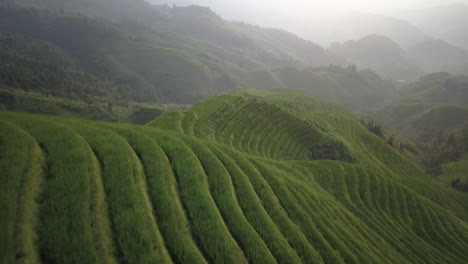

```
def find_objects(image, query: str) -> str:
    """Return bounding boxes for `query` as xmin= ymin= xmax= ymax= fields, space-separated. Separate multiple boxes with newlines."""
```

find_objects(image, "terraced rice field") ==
xmin=1 ymin=90 xmax=468 ymax=263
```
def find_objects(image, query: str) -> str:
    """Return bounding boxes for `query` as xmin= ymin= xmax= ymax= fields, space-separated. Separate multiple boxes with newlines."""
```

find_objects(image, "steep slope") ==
xmin=0 ymin=3 xmax=241 ymax=105
xmin=2 ymin=90 xmax=468 ymax=263
xmin=329 ymin=34 xmax=423 ymax=81
xmin=15 ymin=0 xmax=339 ymax=69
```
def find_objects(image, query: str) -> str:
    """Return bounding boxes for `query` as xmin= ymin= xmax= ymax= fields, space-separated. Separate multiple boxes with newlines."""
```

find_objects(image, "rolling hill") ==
xmin=243 ymin=66 xmax=396 ymax=112
xmin=375 ymin=73 xmax=468 ymax=139
xmin=1 ymin=90 xmax=467 ymax=263
xmin=374 ymin=73 xmax=468 ymax=188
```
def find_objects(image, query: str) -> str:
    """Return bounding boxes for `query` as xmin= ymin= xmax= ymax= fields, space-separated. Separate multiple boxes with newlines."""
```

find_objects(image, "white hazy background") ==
xmin=161 ymin=0 xmax=468 ymax=18
xmin=151 ymin=0 xmax=468 ymax=47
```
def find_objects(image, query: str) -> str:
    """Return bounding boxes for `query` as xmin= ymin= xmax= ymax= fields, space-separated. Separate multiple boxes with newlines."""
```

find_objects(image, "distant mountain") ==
xmin=2 ymin=1 xmax=339 ymax=106
xmin=407 ymin=39 xmax=468 ymax=74
xmin=149 ymin=1 xmax=430 ymax=49
xmin=1 ymin=1 xmax=397 ymax=118
xmin=329 ymin=34 xmax=423 ymax=81
xmin=397 ymin=3 xmax=468 ymax=50
xmin=397 ymin=3 xmax=468 ymax=37
xmin=440 ymin=27 xmax=468 ymax=52
xmin=458 ymin=63 xmax=468 ymax=75
xmin=16 ymin=0 xmax=339 ymax=69
xmin=296 ymin=12 xmax=430 ymax=49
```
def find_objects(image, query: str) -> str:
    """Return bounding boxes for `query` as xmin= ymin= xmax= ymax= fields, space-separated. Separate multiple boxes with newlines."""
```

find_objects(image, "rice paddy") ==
xmin=1 ymin=90 xmax=467 ymax=263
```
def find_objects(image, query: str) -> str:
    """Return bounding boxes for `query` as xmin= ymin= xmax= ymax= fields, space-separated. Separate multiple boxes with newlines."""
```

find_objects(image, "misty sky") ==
xmin=159 ymin=0 xmax=468 ymax=18
xmin=152 ymin=0 xmax=468 ymax=46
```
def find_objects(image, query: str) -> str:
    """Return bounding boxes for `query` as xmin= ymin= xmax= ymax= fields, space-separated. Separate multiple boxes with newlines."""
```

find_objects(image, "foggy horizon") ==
xmin=150 ymin=0 xmax=468 ymax=18
xmin=150 ymin=0 xmax=468 ymax=47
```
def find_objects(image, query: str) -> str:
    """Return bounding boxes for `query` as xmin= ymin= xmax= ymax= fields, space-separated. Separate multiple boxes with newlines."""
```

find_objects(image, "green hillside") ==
xmin=374 ymin=73 xmax=468 ymax=185
xmin=375 ymin=73 xmax=468 ymax=134
xmin=2 ymin=90 xmax=467 ymax=263
xmin=375 ymin=73 xmax=468 ymax=141
xmin=265 ymin=67 xmax=396 ymax=112
xmin=0 ymin=2 xmax=397 ymax=119
xmin=0 ymin=3 xmax=234 ymax=105
xmin=441 ymin=158 xmax=468 ymax=191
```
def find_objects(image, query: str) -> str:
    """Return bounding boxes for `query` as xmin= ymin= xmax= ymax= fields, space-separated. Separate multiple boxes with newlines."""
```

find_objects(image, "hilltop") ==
xmin=1 ymin=90 xmax=468 ymax=263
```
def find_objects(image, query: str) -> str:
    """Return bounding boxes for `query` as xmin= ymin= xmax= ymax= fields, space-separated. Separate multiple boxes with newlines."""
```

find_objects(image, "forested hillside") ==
xmin=0 ymin=1 xmax=397 ymax=118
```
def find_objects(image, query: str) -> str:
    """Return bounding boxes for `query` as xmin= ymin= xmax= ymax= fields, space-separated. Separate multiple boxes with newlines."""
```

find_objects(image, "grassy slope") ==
xmin=242 ymin=67 xmax=396 ymax=112
xmin=375 ymin=73 xmax=468 ymax=139
xmin=374 ymin=73 xmax=468 ymax=187
xmin=1 ymin=90 xmax=468 ymax=263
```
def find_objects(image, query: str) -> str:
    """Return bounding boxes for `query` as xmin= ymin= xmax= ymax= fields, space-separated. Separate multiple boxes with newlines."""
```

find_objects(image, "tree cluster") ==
xmin=421 ymin=125 xmax=468 ymax=175
xmin=451 ymin=178 xmax=468 ymax=192
xmin=360 ymin=119 xmax=384 ymax=138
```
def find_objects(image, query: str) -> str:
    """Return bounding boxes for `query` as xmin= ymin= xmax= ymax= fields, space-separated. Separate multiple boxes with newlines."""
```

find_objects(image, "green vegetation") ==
xmin=0 ymin=120 xmax=44 ymax=264
xmin=375 ymin=73 xmax=468 ymax=187
xmin=441 ymin=159 xmax=468 ymax=192
xmin=1 ymin=0 xmax=467 ymax=262
xmin=2 ymin=90 xmax=467 ymax=263
xmin=124 ymin=105 xmax=164 ymax=125
xmin=0 ymin=1 xmax=398 ymax=120
xmin=1 ymin=113 xmax=100 ymax=263
xmin=243 ymin=66 xmax=396 ymax=112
